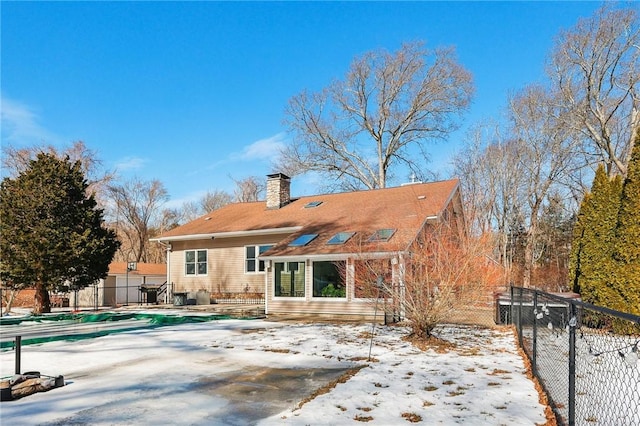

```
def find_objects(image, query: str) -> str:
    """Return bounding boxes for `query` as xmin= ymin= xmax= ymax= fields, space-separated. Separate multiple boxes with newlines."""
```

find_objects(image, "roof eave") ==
xmin=260 ymin=250 xmax=406 ymax=262
xmin=151 ymin=226 xmax=303 ymax=243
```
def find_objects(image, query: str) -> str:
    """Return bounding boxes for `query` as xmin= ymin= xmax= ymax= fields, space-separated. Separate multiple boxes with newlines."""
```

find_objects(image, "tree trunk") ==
xmin=523 ymin=214 xmax=540 ymax=288
xmin=33 ymin=281 xmax=51 ymax=314
xmin=523 ymin=233 xmax=533 ymax=288
xmin=1 ymin=289 xmax=18 ymax=315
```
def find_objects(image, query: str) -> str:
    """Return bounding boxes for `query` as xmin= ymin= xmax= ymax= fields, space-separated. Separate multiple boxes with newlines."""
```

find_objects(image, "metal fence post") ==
xmin=532 ymin=290 xmax=538 ymax=377
xmin=15 ymin=335 xmax=21 ymax=374
xmin=517 ymin=287 xmax=523 ymax=346
xmin=568 ymin=302 xmax=577 ymax=426
xmin=509 ymin=285 xmax=514 ymax=325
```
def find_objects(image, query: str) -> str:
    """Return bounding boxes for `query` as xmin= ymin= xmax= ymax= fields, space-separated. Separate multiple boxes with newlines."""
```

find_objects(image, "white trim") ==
xmin=272 ymin=260 xmax=306 ymax=299
xmin=184 ymin=249 xmax=208 ymax=277
xmin=351 ymin=297 xmax=394 ymax=302
xmin=309 ymin=297 xmax=348 ymax=302
xmin=260 ymin=251 xmax=403 ymax=262
xmin=245 ymin=244 xmax=274 ymax=274
xmin=264 ymin=263 xmax=269 ymax=314
xmin=151 ymin=227 xmax=302 ymax=242
xmin=311 ymin=259 xmax=347 ymax=300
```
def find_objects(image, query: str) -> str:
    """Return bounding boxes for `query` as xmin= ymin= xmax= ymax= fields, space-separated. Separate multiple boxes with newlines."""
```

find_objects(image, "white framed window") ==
xmin=312 ymin=261 xmax=346 ymax=298
xmin=185 ymin=250 xmax=207 ymax=276
xmin=274 ymin=261 xmax=305 ymax=297
xmin=245 ymin=245 xmax=273 ymax=273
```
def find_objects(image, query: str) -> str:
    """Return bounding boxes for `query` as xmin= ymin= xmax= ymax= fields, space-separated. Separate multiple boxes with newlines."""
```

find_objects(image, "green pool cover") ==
xmin=0 ymin=311 xmax=252 ymax=349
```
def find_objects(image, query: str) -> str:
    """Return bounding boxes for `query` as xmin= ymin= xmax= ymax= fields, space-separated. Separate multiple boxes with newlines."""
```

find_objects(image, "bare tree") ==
xmin=454 ymin=85 xmax=581 ymax=290
xmin=455 ymin=123 xmax=512 ymax=235
xmin=158 ymin=208 xmax=182 ymax=234
xmin=279 ymin=41 xmax=474 ymax=190
xmin=202 ymin=189 xmax=233 ymax=211
xmin=457 ymin=125 xmax=497 ymax=234
xmin=454 ymin=124 xmax=528 ymax=283
xmin=548 ymin=4 xmax=640 ymax=177
xmin=535 ymin=191 xmax=575 ymax=291
xmin=107 ymin=178 xmax=168 ymax=263
xmin=351 ymin=223 xmax=501 ymax=338
xmin=170 ymin=179 xmax=259 ymax=233
xmin=176 ymin=201 xmax=202 ymax=224
xmin=178 ymin=190 xmax=234 ymax=223
xmin=508 ymin=85 xmax=580 ymax=287
xmin=452 ymin=5 xmax=636 ymax=290
xmin=1 ymin=287 xmax=19 ymax=316
xmin=1 ymin=141 xmax=115 ymax=205
xmin=231 ymin=175 xmax=264 ymax=202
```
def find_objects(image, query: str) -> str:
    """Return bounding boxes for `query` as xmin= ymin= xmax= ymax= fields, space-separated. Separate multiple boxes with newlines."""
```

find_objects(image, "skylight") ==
xmin=368 ymin=228 xmax=396 ymax=242
xmin=289 ymin=234 xmax=318 ymax=247
xmin=304 ymin=201 xmax=323 ymax=208
xmin=327 ymin=232 xmax=355 ymax=245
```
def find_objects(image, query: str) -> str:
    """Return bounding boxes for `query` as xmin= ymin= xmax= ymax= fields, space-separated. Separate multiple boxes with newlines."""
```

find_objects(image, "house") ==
xmin=152 ymin=174 xmax=465 ymax=319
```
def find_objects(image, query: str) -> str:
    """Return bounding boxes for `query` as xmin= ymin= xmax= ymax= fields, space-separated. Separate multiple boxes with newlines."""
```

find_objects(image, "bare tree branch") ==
xmin=107 ymin=178 xmax=168 ymax=263
xmin=1 ymin=140 xmax=115 ymax=206
xmin=548 ymin=4 xmax=640 ymax=176
xmin=231 ymin=175 xmax=264 ymax=202
xmin=279 ymin=41 xmax=474 ymax=190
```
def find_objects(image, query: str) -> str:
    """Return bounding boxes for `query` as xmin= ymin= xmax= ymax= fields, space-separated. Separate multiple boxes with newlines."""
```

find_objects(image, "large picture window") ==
xmin=313 ymin=261 xmax=346 ymax=298
xmin=245 ymin=245 xmax=273 ymax=273
xmin=185 ymin=250 xmax=207 ymax=276
xmin=274 ymin=262 xmax=305 ymax=297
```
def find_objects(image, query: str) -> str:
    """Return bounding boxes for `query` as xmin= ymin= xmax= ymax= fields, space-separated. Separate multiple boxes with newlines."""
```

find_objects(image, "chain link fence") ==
xmin=509 ymin=286 xmax=640 ymax=426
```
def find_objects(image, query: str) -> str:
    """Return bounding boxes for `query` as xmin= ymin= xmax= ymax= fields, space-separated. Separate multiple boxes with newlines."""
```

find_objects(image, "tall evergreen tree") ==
xmin=568 ymin=165 xmax=622 ymax=305
xmin=612 ymin=130 xmax=640 ymax=315
xmin=568 ymin=192 xmax=591 ymax=293
xmin=0 ymin=153 xmax=120 ymax=314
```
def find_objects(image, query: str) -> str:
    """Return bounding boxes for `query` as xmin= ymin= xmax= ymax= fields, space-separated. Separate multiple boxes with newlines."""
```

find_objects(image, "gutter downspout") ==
xmin=264 ymin=262 xmax=269 ymax=315
xmin=397 ymin=253 xmax=406 ymax=321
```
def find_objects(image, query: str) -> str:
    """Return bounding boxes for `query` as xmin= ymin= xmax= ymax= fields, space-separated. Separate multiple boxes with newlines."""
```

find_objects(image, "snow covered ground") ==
xmin=0 ymin=317 xmax=547 ymax=425
xmin=525 ymin=326 xmax=639 ymax=425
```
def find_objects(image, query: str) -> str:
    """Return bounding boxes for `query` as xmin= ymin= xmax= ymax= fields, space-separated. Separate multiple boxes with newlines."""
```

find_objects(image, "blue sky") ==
xmin=1 ymin=1 xmax=606 ymax=207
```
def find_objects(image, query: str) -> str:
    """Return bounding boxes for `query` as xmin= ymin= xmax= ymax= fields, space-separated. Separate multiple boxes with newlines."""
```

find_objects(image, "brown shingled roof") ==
xmin=155 ymin=179 xmax=460 ymax=256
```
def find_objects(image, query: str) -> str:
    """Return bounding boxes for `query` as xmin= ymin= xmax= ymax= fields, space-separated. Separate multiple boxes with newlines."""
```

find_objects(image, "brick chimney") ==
xmin=266 ymin=173 xmax=291 ymax=209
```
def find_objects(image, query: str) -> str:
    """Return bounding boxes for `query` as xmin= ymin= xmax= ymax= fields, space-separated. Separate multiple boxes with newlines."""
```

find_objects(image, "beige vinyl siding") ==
xmin=266 ymin=258 xmax=381 ymax=319
xmin=168 ymin=234 xmax=290 ymax=295
xmin=267 ymin=299 xmax=379 ymax=319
